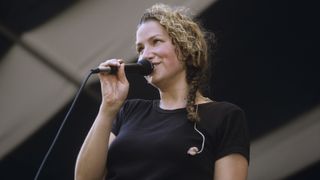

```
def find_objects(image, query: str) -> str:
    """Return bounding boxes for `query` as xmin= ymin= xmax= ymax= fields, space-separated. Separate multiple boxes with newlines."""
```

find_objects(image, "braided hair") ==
xmin=138 ymin=3 xmax=214 ymax=122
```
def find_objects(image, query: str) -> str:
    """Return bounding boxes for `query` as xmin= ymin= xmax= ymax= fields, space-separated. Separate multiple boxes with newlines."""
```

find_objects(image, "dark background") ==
xmin=0 ymin=0 xmax=319 ymax=179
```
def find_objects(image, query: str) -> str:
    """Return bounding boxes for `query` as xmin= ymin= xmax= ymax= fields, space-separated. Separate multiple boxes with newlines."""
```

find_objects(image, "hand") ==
xmin=98 ymin=59 xmax=129 ymax=113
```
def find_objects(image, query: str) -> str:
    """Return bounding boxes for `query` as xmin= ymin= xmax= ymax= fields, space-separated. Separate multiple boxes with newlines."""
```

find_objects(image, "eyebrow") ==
xmin=135 ymin=34 xmax=163 ymax=46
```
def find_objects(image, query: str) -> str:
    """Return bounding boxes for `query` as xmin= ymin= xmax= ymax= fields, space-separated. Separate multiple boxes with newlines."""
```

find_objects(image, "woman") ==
xmin=75 ymin=3 xmax=249 ymax=180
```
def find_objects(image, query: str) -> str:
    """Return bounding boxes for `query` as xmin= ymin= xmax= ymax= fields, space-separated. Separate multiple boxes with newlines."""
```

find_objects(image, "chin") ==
xmin=145 ymin=75 xmax=159 ymax=87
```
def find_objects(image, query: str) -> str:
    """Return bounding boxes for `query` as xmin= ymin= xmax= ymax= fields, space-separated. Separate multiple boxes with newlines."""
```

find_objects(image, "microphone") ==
xmin=91 ymin=59 xmax=154 ymax=76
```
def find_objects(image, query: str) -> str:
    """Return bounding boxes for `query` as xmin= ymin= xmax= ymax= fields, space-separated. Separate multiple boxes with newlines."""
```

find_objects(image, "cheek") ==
xmin=167 ymin=47 xmax=183 ymax=66
xmin=164 ymin=57 xmax=185 ymax=73
xmin=161 ymin=45 xmax=179 ymax=61
xmin=154 ymin=41 xmax=177 ymax=58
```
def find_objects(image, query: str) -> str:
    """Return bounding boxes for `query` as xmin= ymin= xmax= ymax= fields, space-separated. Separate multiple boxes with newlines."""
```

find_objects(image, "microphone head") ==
xmin=137 ymin=59 xmax=154 ymax=76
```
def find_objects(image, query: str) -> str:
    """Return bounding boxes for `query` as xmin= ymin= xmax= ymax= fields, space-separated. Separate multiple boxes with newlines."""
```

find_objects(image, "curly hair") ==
xmin=138 ymin=3 xmax=214 ymax=122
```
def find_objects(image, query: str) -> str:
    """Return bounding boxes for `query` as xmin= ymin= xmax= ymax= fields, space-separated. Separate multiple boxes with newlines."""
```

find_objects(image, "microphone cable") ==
xmin=34 ymin=70 xmax=95 ymax=180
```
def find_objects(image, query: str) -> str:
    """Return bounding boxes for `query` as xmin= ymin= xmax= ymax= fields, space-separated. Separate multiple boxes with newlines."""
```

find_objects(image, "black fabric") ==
xmin=106 ymin=99 xmax=249 ymax=180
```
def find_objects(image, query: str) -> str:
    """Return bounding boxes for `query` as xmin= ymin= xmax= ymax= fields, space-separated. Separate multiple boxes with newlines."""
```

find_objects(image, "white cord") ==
xmin=187 ymin=104 xmax=206 ymax=155
xmin=193 ymin=122 xmax=205 ymax=154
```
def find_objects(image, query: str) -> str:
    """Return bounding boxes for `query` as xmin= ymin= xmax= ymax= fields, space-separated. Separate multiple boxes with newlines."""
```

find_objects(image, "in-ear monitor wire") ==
xmin=187 ymin=104 xmax=205 ymax=156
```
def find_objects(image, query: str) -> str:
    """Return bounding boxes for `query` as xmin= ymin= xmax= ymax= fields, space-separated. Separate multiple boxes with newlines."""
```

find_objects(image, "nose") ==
xmin=140 ymin=46 xmax=154 ymax=61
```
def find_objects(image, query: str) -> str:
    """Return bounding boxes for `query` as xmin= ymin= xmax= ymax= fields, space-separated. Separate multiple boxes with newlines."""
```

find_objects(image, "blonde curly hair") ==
xmin=138 ymin=3 xmax=214 ymax=122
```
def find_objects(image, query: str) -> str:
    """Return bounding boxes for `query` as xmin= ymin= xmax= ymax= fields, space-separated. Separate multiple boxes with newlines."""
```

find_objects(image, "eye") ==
xmin=153 ymin=39 xmax=162 ymax=44
xmin=136 ymin=46 xmax=144 ymax=54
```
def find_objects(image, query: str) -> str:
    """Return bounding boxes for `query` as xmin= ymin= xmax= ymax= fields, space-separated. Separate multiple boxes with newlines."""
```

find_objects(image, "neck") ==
xmin=159 ymin=88 xmax=211 ymax=110
xmin=159 ymin=86 xmax=188 ymax=110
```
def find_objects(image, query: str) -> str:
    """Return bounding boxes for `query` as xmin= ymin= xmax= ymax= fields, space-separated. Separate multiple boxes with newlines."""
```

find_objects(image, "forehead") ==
xmin=136 ymin=20 xmax=169 ymax=43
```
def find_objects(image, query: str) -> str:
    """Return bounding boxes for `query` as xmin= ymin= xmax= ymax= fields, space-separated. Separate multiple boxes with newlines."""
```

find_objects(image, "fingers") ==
xmin=100 ymin=59 xmax=123 ymax=67
xmin=117 ymin=63 xmax=127 ymax=82
xmin=98 ymin=59 xmax=128 ymax=85
xmin=97 ymin=59 xmax=129 ymax=107
xmin=99 ymin=59 xmax=124 ymax=75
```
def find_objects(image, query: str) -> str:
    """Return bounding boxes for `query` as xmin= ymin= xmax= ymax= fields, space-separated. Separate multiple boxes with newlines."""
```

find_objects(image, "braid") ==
xmin=186 ymin=66 xmax=202 ymax=122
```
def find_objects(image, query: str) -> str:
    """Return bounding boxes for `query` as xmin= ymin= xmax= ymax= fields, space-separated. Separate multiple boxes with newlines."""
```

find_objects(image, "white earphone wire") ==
xmin=193 ymin=122 xmax=205 ymax=154
xmin=187 ymin=103 xmax=207 ymax=155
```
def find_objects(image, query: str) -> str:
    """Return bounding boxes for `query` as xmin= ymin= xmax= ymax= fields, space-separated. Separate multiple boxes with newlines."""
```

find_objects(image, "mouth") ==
xmin=152 ymin=62 xmax=160 ymax=66
xmin=151 ymin=62 xmax=160 ymax=72
xmin=146 ymin=63 xmax=159 ymax=76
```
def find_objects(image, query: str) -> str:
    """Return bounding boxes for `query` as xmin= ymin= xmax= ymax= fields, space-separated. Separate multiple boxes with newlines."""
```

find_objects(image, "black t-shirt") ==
xmin=106 ymin=99 xmax=250 ymax=180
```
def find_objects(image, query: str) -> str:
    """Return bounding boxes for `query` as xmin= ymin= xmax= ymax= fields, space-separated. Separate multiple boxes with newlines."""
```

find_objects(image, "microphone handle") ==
xmin=91 ymin=64 xmax=142 ymax=74
xmin=91 ymin=66 xmax=117 ymax=74
xmin=90 ymin=59 xmax=152 ymax=75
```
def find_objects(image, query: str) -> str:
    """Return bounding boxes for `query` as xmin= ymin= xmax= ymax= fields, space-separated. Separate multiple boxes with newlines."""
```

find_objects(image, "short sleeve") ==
xmin=215 ymin=106 xmax=250 ymax=162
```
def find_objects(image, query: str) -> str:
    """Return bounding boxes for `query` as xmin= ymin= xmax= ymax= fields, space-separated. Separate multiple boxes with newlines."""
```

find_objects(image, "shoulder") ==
xmin=200 ymin=101 xmax=244 ymax=118
xmin=198 ymin=101 xmax=247 ymax=134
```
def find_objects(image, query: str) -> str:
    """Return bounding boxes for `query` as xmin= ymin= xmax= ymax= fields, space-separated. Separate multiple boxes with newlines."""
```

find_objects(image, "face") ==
xmin=136 ymin=20 xmax=186 ymax=89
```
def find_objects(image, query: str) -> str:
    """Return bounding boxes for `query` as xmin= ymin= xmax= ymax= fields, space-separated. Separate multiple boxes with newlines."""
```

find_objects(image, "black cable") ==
xmin=34 ymin=71 xmax=95 ymax=180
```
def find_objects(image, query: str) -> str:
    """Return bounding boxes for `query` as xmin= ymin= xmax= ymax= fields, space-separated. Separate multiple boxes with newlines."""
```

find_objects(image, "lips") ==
xmin=148 ymin=62 xmax=160 ymax=75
